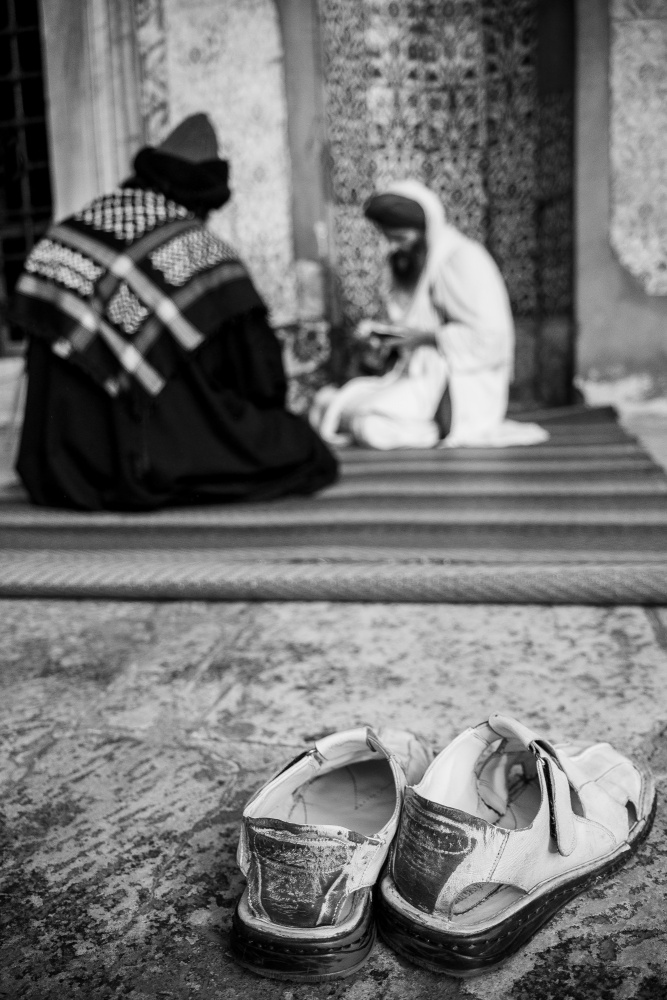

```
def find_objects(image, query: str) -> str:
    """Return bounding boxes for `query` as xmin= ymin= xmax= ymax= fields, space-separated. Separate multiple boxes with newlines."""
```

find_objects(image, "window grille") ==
xmin=0 ymin=0 xmax=52 ymax=355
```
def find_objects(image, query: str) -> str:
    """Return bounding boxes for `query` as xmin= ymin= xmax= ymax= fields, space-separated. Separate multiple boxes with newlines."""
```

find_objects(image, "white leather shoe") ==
xmin=230 ymin=726 xmax=431 ymax=981
xmin=377 ymin=713 xmax=656 ymax=976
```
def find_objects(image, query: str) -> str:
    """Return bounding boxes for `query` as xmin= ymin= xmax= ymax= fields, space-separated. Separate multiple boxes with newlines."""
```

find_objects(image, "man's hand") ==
xmin=354 ymin=318 xmax=380 ymax=341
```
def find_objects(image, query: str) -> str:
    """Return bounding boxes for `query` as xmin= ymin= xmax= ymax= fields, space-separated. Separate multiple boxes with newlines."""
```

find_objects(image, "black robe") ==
xmin=16 ymin=307 xmax=337 ymax=511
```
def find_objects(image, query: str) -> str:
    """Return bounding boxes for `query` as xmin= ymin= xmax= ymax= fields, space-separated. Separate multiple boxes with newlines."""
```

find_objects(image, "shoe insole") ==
xmin=286 ymin=759 xmax=395 ymax=837
xmin=476 ymin=755 xmax=541 ymax=829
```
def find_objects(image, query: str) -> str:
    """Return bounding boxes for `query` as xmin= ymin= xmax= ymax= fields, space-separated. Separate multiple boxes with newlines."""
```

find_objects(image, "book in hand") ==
xmin=354 ymin=320 xmax=424 ymax=343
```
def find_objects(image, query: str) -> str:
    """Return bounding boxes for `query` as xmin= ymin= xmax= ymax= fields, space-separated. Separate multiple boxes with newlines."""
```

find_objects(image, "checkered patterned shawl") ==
xmin=13 ymin=188 xmax=264 ymax=397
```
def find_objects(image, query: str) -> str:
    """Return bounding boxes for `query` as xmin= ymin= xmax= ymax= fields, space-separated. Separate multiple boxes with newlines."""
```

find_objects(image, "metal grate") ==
xmin=0 ymin=0 xmax=52 ymax=355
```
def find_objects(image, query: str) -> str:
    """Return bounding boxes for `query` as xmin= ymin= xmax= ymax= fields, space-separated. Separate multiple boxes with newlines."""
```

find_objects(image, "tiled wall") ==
xmin=319 ymin=0 xmax=575 ymax=404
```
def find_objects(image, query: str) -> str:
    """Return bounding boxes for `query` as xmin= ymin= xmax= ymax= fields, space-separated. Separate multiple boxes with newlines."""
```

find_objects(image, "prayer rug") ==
xmin=0 ymin=406 xmax=665 ymax=603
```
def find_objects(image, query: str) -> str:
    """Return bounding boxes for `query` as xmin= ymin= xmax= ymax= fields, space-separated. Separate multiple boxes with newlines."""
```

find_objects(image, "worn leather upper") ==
xmin=237 ymin=726 xmax=431 ymax=927
xmin=390 ymin=713 xmax=654 ymax=918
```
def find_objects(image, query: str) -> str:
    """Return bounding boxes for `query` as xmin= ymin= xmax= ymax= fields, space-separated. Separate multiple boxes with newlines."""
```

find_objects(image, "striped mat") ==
xmin=0 ymin=405 xmax=666 ymax=603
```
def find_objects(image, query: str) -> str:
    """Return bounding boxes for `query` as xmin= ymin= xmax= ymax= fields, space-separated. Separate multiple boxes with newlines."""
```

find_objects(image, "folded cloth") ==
xmin=442 ymin=419 xmax=549 ymax=449
xmin=311 ymin=358 xmax=549 ymax=451
xmin=440 ymin=366 xmax=548 ymax=448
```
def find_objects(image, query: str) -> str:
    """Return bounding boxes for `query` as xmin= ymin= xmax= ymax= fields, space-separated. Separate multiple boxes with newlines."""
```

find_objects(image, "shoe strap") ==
xmin=480 ymin=714 xmax=577 ymax=857
xmin=536 ymin=747 xmax=577 ymax=856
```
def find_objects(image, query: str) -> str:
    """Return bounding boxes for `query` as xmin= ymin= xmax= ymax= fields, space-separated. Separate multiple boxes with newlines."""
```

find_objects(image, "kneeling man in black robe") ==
xmin=11 ymin=114 xmax=337 ymax=510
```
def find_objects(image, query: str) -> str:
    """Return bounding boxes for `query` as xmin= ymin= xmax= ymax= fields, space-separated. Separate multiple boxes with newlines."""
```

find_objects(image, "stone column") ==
xmin=41 ymin=0 xmax=143 ymax=218
xmin=609 ymin=0 xmax=667 ymax=296
xmin=575 ymin=0 xmax=667 ymax=389
xmin=276 ymin=0 xmax=332 ymax=324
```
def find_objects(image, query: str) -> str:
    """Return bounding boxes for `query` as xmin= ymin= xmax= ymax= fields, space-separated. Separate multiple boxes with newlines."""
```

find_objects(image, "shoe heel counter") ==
xmin=246 ymin=821 xmax=355 ymax=928
xmin=391 ymin=789 xmax=486 ymax=915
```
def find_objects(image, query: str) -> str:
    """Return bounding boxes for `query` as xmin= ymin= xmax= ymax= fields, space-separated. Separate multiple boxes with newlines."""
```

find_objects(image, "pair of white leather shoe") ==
xmin=229 ymin=715 xmax=656 ymax=981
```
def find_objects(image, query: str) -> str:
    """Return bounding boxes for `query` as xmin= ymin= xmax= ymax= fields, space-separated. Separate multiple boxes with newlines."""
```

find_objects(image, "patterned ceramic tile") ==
xmin=610 ymin=20 xmax=667 ymax=294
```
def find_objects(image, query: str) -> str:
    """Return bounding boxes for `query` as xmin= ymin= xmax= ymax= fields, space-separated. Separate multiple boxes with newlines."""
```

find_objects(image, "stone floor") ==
xmin=2 ymin=599 xmax=667 ymax=1000
xmin=2 ymin=403 xmax=667 ymax=999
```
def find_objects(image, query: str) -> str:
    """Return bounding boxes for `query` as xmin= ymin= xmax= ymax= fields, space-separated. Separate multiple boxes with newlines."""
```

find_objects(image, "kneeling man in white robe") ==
xmin=310 ymin=179 xmax=547 ymax=450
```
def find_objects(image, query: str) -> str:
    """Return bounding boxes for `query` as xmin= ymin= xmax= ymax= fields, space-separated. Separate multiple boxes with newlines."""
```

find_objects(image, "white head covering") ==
xmin=380 ymin=180 xmax=448 ymax=247
xmin=378 ymin=180 xmax=459 ymax=331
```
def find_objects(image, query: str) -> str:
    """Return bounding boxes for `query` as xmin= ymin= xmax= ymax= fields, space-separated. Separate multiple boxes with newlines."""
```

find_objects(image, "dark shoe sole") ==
xmin=376 ymin=793 xmax=657 ymax=977
xmin=230 ymin=890 xmax=375 ymax=982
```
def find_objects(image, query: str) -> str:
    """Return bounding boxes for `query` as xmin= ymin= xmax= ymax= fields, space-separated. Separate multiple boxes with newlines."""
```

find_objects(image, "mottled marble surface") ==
xmin=1 ymin=600 xmax=666 ymax=998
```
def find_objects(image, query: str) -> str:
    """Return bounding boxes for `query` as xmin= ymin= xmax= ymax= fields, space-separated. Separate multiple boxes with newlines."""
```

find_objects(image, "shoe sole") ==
xmin=376 ymin=792 xmax=657 ymax=977
xmin=229 ymin=890 xmax=375 ymax=982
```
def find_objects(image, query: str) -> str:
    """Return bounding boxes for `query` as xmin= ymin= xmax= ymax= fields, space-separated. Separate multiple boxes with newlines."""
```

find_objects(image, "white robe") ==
xmin=311 ymin=179 xmax=547 ymax=449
